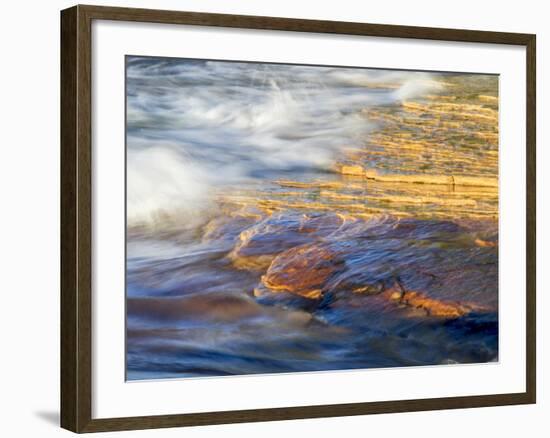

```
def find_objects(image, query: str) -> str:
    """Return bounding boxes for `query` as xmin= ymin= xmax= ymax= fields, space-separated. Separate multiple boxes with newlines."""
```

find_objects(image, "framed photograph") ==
xmin=60 ymin=4 xmax=536 ymax=433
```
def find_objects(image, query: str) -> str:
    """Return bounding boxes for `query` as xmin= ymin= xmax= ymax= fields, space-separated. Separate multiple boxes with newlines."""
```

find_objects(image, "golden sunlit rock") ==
xmin=260 ymin=244 xmax=337 ymax=299
xmin=218 ymin=77 xmax=499 ymax=221
xmin=474 ymin=238 xmax=498 ymax=247
xmin=383 ymin=286 xmax=487 ymax=318
xmin=228 ymin=213 xmax=344 ymax=271
xmin=340 ymin=164 xmax=365 ymax=176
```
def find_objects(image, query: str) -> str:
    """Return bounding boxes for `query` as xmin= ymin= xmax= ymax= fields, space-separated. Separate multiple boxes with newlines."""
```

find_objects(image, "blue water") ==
xmin=126 ymin=212 xmax=498 ymax=380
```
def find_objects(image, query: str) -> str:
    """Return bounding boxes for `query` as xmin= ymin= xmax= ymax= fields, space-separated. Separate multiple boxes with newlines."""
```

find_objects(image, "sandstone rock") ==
xmin=228 ymin=212 xmax=344 ymax=270
xmin=254 ymin=216 xmax=497 ymax=315
xmin=385 ymin=287 xmax=483 ymax=318
xmin=361 ymin=169 xmax=498 ymax=188
xmin=202 ymin=213 xmax=260 ymax=242
xmin=474 ymin=238 xmax=497 ymax=247
xmin=453 ymin=175 xmax=498 ymax=188
xmin=478 ymin=94 xmax=498 ymax=103
xmin=364 ymin=169 xmax=454 ymax=185
xmin=340 ymin=164 xmax=365 ymax=176
xmin=259 ymin=244 xmax=339 ymax=299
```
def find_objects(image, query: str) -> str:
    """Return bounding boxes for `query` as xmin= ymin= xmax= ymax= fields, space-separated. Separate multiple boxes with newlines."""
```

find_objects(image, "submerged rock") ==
xmin=384 ymin=285 xmax=486 ymax=318
xmin=256 ymin=244 xmax=340 ymax=299
xmin=255 ymin=216 xmax=498 ymax=317
xmin=229 ymin=212 xmax=345 ymax=270
xmin=201 ymin=206 xmax=266 ymax=246
xmin=474 ymin=237 xmax=497 ymax=248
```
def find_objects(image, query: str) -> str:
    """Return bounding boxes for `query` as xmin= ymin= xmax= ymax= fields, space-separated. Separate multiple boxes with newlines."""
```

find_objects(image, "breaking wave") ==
xmin=126 ymin=57 xmax=440 ymax=226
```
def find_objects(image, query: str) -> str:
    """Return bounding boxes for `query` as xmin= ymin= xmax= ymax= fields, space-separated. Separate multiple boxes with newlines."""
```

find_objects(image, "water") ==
xmin=126 ymin=56 xmax=498 ymax=380
xmin=126 ymin=57 xmax=442 ymax=225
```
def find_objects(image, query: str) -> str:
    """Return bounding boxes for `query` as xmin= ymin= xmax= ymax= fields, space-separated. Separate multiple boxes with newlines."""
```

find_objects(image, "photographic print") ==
xmin=125 ymin=56 xmax=499 ymax=381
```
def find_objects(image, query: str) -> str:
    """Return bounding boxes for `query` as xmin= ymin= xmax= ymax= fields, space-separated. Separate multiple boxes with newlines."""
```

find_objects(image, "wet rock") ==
xmin=384 ymin=287 xmax=481 ymax=318
xmin=339 ymin=164 xmax=365 ymax=176
xmin=257 ymin=244 xmax=341 ymax=299
xmin=229 ymin=212 xmax=344 ymax=270
xmin=336 ymin=166 xmax=499 ymax=189
xmin=474 ymin=237 xmax=497 ymax=248
xmin=202 ymin=211 xmax=263 ymax=243
xmin=255 ymin=216 xmax=498 ymax=314
xmin=385 ymin=218 xmax=463 ymax=239
xmin=255 ymin=218 xmax=394 ymax=300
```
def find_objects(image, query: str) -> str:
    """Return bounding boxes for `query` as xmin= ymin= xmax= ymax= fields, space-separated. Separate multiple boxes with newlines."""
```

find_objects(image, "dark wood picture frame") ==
xmin=61 ymin=4 xmax=536 ymax=433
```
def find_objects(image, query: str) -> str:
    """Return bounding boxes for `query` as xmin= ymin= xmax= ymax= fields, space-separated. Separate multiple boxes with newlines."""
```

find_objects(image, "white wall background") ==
xmin=0 ymin=0 xmax=546 ymax=436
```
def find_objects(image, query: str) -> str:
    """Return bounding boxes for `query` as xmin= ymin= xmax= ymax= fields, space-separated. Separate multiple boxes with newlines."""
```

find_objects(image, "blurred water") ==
xmin=126 ymin=57 xmax=439 ymax=225
xmin=127 ymin=212 xmax=498 ymax=380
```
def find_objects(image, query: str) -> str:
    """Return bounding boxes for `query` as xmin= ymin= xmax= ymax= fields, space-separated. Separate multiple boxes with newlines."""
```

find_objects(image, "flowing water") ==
xmin=126 ymin=57 xmax=499 ymax=380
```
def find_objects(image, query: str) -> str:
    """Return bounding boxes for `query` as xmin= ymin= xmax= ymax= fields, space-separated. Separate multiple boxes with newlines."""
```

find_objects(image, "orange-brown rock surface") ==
xmin=253 ymin=217 xmax=497 ymax=318
xmin=384 ymin=287 xmax=484 ymax=318
xmin=257 ymin=244 xmax=338 ymax=299
xmin=228 ymin=212 xmax=344 ymax=270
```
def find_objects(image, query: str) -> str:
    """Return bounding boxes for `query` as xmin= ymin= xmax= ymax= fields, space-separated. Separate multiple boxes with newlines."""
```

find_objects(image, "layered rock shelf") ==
xmin=338 ymin=165 xmax=498 ymax=189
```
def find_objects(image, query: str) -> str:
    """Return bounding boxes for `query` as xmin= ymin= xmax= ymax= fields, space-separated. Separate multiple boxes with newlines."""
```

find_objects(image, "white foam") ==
xmin=126 ymin=59 xmax=440 ymax=225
